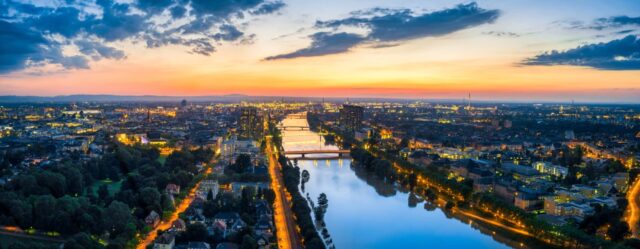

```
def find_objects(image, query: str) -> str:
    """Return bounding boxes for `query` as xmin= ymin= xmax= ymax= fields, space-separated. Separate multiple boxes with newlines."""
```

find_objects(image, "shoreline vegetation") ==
xmin=306 ymin=111 xmax=627 ymax=249
xmin=268 ymin=123 xmax=326 ymax=249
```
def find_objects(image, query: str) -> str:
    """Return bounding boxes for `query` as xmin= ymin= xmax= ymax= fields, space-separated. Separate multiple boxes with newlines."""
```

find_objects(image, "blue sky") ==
xmin=1 ymin=0 xmax=639 ymax=102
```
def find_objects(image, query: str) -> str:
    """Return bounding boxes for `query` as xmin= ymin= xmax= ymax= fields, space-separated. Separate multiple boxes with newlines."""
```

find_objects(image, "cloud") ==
xmin=595 ymin=16 xmax=640 ymax=29
xmin=266 ymin=3 xmax=499 ymax=60
xmin=0 ymin=20 xmax=89 ymax=74
xmin=265 ymin=32 xmax=366 ymax=60
xmin=75 ymin=40 xmax=126 ymax=60
xmin=565 ymin=15 xmax=640 ymax=31
xmin=212 ymin=25 xmax=244 ymax=41
xmin=0 ymin=0 xmax=286 ymax=74
xmin=483 ymin=31 xmax=520 ymax=38
xmin=523 ymin=35 xmax=640 ymax=70
xmin=250 ymin=1 xmax=286 ymax=15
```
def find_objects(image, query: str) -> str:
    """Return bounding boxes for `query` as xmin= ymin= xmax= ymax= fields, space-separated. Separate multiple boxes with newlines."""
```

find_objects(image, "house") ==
xmin=190 ymin=213 xmax=206 ymax=225
xmin=153 ymin=233 xmax=175 ymax=249
xmin=254 ymin=216 xmax=273 ymax=237
xmin=214 ymin=212 xmax=242 ymax=227
xmin=197 ymin=180 xmax=219 ymax=200
xmin=145 ymin=211 xmax=160 ymax=227
xmin=213 ymin=220 xmax=228 ymax=237
xmin=229 ymin=219 xmax=247 ymax=232
xmin=165 ymin=183 xmax=181 ymax=196
xmin=255 ymin=200 xmax=273 ymax=219
xmin=171 ymin=218 xmax=187 ymax=232
xmin=256 ymin=234 xmax=271 ymax=249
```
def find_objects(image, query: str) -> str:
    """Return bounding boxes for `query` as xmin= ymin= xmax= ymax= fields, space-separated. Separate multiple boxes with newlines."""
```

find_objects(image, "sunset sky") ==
xmin=1 ymin=0 xmax=640 ymax=102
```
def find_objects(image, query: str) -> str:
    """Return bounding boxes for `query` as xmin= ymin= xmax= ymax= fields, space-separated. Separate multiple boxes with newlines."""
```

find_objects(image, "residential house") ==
xmin=145 ymin=211 xmax=161 ymax=227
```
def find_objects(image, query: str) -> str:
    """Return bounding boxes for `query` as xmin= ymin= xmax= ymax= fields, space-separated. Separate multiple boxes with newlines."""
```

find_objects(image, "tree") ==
xmin=315 ymin=193 xmax=329 ymax=222
xmin=139 ymin=187 xmax=161 ymax=212
xmin=65 ymin=232 xmax=103 ymax=249
xmin=59 ymin=166 xmax=84 ymax=195
xmin=186 ymin=223 xmax=208 ymax=241
xmin=229 ymin=154 xmax=252 ymax=174
xmin=103 ymin=201 xmax=133 ymax=236
xmin=98 ymin=184 xmax=110 ymax=200
xmin=607 ymin=221 xmax=630 ymax=241
xmin=263 ymin=189 xmax=276 ymax=204
xmin=31 ymin=195 xmax=56 ymax=230
xmin=241 ymin=234 xmax=257 ymax=249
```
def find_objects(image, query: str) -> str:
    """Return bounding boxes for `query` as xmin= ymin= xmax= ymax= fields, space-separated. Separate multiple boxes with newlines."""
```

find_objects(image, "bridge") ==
xmin=285 ymin=113 xmax=307 ymax=119
xmin=277 ymin=125 xmax=310 ymax=131
xmin=284 ymin=149 xmax=351 ymax=158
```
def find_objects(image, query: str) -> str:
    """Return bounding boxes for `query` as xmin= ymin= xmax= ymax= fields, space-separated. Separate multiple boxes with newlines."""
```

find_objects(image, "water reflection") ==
xmin=281 ymin=115 xmax=517 ymax=249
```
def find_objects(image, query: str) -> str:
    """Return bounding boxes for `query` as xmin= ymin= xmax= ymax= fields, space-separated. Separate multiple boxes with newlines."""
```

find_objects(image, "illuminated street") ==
xmin=266 ymin=135 xmax=303 ymax=249
xmin=627 ymin=177 xmax=640 ymax=238
xmin=136 ymin=167 xmax=213 ymax=249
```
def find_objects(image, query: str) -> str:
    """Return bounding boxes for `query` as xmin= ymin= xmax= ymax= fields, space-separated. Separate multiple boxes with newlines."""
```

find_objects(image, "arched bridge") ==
xmin=284 ymin=149 xmax=351 ymax=158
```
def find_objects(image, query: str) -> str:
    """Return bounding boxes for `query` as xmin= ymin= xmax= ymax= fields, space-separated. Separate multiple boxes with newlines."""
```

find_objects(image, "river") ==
xmin=280 ymin=114 xmax=528 ymax=249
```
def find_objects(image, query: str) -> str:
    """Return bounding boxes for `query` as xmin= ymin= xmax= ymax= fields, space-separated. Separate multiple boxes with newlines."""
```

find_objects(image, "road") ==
xmin=136 ymin=167 xmax=212 ymax=249
xmin=0 ymin=226 xmax=65 ymax=244
xmin=627 ymin=177 xmax=640 ymax=238
xmin=266 ymin=135 xmax=303 ymax=249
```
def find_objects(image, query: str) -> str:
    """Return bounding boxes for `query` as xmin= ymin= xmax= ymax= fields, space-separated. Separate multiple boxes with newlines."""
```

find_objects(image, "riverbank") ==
xmin=307 ymin=110 xmax=620 ymax=249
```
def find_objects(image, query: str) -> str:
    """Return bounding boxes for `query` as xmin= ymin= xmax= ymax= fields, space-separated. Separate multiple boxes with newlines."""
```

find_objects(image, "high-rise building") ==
xmin=239 ymin=107 xmax=263 ymax=139
xmin=339 ymin=104 xmax=363 ymax=132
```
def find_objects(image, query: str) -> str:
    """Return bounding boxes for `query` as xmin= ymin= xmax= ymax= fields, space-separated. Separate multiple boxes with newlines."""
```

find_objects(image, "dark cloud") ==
xmin=0 ymin=20 xmax=88 ymax=73
xmin=267 ymin=3 xmax=499 ymax=60
xmin=0 ymin=0 xmax=286 ymax=74
xmin=265 ymin=32 xmax=366 ymax=60
xmin=75 ymin=40 xmax=126 ymax=60
xmin=136 ymin=0 xmax=174 ymax=16
xmin=212 ymin=25 xmax=244 ymax=41
xmin=250 ymin=1 xmax=285 ymax=15
xmin=596 ymin=16 xmax=640 ymax=28
xmin=190 ymin=0 xmax=263 ymax=19
xmin=184 ymin=38 xmax=216 ymax=55
xmin=523 ymin=35 xmax=640 ymax=70
xmin=91 ymin=0 xmax=149 ymax=42
xmin=567 ymin=15 xmax=640 ymax=31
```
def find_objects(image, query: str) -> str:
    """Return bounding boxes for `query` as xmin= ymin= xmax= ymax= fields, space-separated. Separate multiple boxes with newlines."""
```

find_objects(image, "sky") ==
xmin=1 ymin=0 xmax=640 ymax=103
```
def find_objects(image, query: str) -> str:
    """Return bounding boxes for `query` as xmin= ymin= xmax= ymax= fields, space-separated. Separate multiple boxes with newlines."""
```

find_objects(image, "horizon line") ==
xmin=0 ymin=94 xmax=639 ymax=105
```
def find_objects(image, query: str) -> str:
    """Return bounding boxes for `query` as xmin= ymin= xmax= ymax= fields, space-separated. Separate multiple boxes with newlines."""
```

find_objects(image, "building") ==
xmin=153 ymin=233 xmax=175 ymax=249
xmin=533 ymin=162 xmax=568 ymax=178
xmin=238 ymin=107 xmax=263 ymax=139
xmin=339 ymin=104 xmax=363 ymax=132
xmin=145 ymin=211 xmax=160 ymax=227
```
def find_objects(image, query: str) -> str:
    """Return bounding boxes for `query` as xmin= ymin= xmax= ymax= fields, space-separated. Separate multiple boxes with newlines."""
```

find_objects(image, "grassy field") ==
xmin=88 ymin=179 xmax=123 ymax=196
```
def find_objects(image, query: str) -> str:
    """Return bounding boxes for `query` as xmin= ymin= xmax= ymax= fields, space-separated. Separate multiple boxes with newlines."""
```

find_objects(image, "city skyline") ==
xmin=2 ymin=0 xmax=640 ymax=102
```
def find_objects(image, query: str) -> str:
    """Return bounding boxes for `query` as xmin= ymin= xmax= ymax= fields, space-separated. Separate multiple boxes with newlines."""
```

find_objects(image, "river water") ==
xmin=280 ymin=114 xmax=516 ymax=249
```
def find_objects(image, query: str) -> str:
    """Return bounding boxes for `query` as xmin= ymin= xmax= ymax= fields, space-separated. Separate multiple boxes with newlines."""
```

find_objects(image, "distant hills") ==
xmin=0 ymin=94 xmax=382 ymax=103
xmin=0 ymin=94 xmax=636 ymax=105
